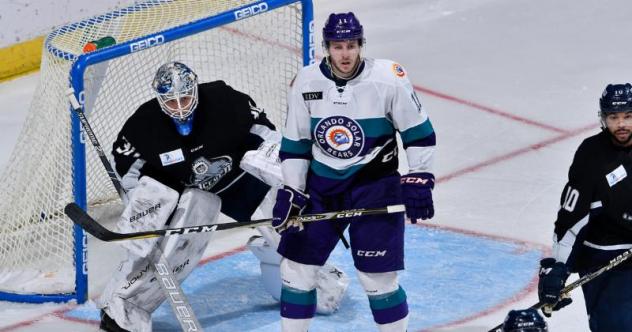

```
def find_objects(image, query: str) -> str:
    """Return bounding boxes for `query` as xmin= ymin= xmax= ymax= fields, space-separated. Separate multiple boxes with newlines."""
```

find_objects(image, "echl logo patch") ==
xmin=314 ymin=116 xmax=364 ymax=159
xmin=392 ymin=63 xmax=406 ymax=77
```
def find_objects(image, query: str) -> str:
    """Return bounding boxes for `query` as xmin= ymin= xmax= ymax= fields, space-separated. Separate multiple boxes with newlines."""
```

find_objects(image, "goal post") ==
xmin=0 ymin=0 xmax=313 ymax=304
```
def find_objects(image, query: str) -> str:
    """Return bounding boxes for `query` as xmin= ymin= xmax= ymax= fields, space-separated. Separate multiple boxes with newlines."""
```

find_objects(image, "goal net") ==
xmin=0 ymin=0 xmax=313 ymax=303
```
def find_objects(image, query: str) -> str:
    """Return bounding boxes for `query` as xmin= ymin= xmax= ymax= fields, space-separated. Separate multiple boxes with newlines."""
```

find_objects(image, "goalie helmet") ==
xmin=152 ymin=62 xmax=199 ymax=134
xmin=502 ymin=309 xmax=548 ymax=332
xmin=322 ymin=12 xmax=364 ymax=46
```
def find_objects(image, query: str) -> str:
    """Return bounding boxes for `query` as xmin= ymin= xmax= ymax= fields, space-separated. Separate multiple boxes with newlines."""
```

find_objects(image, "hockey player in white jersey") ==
xmin=272 ymin=12 xmax=437 ymax=332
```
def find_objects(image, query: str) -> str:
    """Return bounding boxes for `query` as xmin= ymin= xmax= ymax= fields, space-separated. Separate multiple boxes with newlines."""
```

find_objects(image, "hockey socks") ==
xmin=369 ymin=286 xmax=409 ymax=331
xmin=280 ymin=286 xmax=316 ymax=332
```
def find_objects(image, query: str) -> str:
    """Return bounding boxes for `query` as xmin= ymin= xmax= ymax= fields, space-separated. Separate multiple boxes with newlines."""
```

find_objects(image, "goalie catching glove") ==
xmin=272 ymin=186 xmax=309 ymax=234
xmin=400 ymin=172 xmax=435 ymax=223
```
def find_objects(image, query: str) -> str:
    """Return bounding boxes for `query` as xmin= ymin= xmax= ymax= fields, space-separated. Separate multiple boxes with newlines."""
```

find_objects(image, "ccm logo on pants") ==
xmin=356 ymin=250 xmax=387 ymax=257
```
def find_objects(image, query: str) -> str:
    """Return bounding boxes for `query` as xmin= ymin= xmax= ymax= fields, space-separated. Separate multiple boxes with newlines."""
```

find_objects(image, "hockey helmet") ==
xmin=502 ymin=309 xmax=548 ymax=332
xmin=600 ymin=83 xmax=632 ymax=115
xmin=322 ymin=12 xmax=364 ymax=45
xmin=152 ymin=62 xmax=199 ymax=123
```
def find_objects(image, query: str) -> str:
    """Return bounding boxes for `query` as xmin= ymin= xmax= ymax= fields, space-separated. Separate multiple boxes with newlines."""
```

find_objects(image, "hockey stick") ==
xmin=487 ymin=247 xmax=632 ymax=332
xmin=66 ymin=89 xmax=202 ymax=332
xmin=67 ymin=88 xmax=126 ymax=199
xmin=65 ymin=202 xmax=406 ymax=241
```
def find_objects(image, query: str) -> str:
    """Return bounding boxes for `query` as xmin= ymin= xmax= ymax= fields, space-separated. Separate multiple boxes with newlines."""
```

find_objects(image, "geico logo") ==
xmin=401 ymin=177 xmax=429 ymax=184
xmin=130 ymin=35 xmax=165 ymax=53
xmin=356 ymin=250 xmax=387 ymax=257
xmin=234 ymin=2 xmax=269 ymax=20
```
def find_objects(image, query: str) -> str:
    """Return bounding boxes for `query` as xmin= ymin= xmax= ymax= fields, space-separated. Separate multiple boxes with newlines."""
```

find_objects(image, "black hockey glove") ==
xmin=538 ymin=257 xmax=572 ymax=317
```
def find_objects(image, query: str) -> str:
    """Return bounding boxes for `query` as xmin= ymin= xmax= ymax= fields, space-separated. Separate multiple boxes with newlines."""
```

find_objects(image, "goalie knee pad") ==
xmin=98 ymin=188 xmax=221 ymax=331
xmin=357 ymin=270 xmax=409 ymax=331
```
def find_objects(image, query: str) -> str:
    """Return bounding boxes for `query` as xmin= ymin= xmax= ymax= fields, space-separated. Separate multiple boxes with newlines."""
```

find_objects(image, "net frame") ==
xmin=0 ymin=0 xmax=314 ymax=304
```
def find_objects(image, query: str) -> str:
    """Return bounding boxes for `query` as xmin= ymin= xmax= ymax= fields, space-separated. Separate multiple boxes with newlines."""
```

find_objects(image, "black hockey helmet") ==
xmin=502 ymin=308 xmax=548 ymax=332
xmin=600 ymin=83 xmax=632 ymax=115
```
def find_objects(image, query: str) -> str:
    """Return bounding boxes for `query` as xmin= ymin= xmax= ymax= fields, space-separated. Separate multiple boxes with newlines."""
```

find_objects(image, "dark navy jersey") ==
xmin=554 ymin=130 xmax=632 ymax=271
xmin=112 ymin=81 xmax=275 ymax=221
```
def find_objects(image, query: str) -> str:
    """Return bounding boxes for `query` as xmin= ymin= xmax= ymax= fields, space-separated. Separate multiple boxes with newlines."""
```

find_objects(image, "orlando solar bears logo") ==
xmin=314 ymin=116 xmax=364 ymax=159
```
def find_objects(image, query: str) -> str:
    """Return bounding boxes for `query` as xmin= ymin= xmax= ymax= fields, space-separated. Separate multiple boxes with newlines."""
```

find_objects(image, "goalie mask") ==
xmin=152 ymin=62 xmax=199 ymax=135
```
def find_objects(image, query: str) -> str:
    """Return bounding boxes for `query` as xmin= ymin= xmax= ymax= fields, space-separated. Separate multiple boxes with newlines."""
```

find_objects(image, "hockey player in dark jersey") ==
xmin=96 ymin=61 xmax=279 ymax=332
xmin=538 ymin=83 xmax=632 ymax=331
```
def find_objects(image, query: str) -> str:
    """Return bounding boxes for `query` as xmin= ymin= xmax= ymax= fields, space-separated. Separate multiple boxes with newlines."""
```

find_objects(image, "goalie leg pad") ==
xmin=98 ymin=188 xmax=221 ymax=331
xmin=357 ymin=270 xmax=409 ymax=332
xmin=116 ymin=176 xmax=179 ymax=257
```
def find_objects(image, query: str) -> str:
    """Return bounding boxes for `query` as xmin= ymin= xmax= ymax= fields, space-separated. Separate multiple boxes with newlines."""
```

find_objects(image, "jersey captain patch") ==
xmin=314 ymin=116 xmax=364 ymax=159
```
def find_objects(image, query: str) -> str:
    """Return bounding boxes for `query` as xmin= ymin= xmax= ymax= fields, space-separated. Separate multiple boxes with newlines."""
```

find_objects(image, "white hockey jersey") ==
xmin=280 ymin=57 xmax=436 ymax=194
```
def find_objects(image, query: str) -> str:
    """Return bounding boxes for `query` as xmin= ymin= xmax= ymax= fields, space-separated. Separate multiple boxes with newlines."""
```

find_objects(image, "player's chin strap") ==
xmin=66 ymin=88 xmax=202 ymax=332
xmin=65 ymin=203 xmax=406 ymax=242
xmin=487 ymin=247 xmax=632 ymax=332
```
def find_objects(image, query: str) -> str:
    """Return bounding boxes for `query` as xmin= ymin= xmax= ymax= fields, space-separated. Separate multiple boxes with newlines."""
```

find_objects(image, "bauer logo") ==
xmin=130 ymin=34 xmax=165 ymax=53
xmin=234 ymin=2 xmax=268 ymax=20
xmin=314 ymin=116 xmax=364 ymax=159
xmin=129 ymin=203 xmax=161 ymax=223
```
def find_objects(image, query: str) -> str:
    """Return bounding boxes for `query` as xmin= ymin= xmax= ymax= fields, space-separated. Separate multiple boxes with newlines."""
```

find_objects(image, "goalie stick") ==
xmin=66 ymin=88 xmax=202 ymax=332
xmin=65 ymin=202 xmax=406 ymax=241
xmin=487 ymin=247 xmax=632 ymax=332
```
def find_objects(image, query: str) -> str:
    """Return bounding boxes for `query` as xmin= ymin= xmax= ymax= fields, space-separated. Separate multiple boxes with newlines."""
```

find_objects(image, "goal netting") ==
xmin=0 ymin=0 xmax=311 ymax=303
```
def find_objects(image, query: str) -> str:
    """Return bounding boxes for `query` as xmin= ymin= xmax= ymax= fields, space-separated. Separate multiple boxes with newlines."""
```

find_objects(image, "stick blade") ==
xmin=64 ymin=203 xmax=116 ymax=241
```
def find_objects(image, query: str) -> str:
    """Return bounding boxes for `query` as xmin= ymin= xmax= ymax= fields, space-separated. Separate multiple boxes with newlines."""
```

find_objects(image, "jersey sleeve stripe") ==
xmin=280 ymin=137 xmax=312 ymax=155
xmin=403 ymin=132 xmax=436 ymax=149
xmin=399 ymin=120 xmax=434 ymax=145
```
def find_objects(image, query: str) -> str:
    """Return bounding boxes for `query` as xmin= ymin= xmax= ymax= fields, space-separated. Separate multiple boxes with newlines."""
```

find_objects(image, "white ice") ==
xmin=2 ymin=0 xmax=632 ymax=331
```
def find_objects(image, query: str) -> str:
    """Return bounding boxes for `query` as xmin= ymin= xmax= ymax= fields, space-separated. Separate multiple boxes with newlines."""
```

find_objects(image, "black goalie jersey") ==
xmin=554 ymin=130 xmax=632 ymax=272
xmin=112 ymin=81 xmax=275 ymax=222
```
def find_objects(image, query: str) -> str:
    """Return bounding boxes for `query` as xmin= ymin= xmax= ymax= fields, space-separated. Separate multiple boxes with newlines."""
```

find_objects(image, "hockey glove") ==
xmin=538 ymin=257 xmax=572 ymax=317
xmin=400 ymin=172 xmax=435 ymax=223
xmin=272 ymin=186 xmax=309 ymax=235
